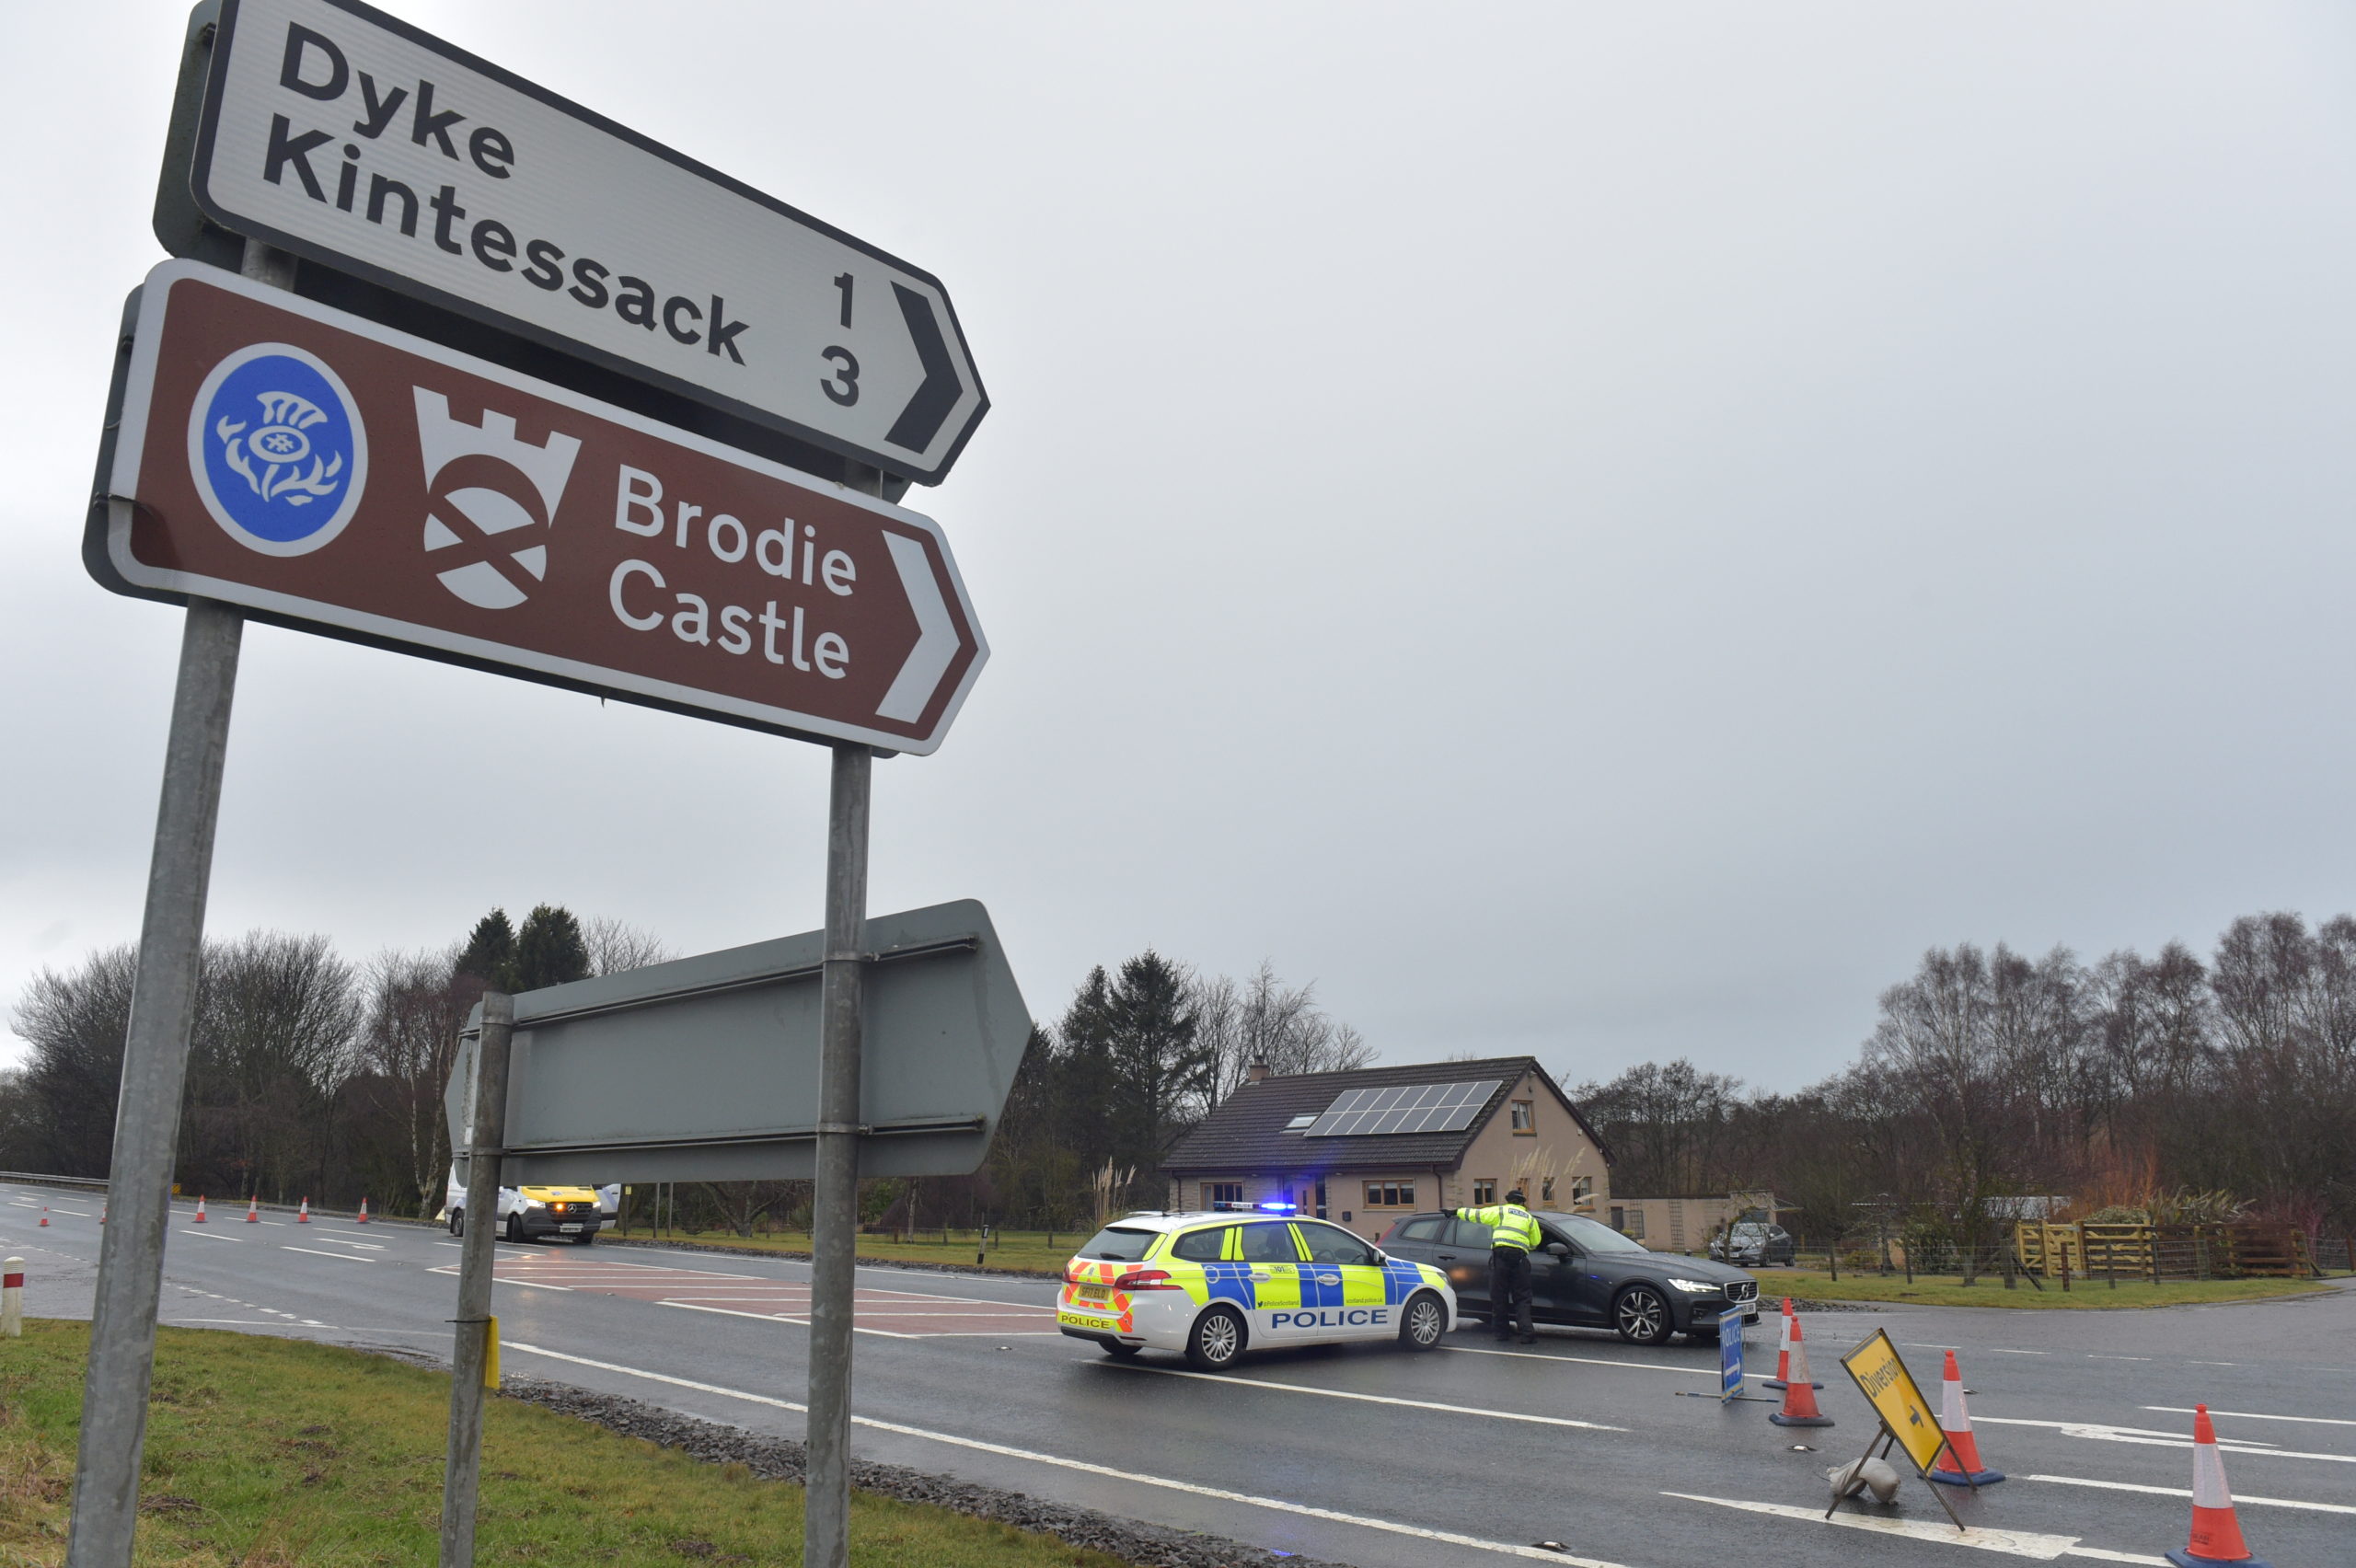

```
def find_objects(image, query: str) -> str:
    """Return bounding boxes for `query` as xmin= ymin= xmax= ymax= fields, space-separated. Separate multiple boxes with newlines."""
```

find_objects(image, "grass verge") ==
xmin=0 ymin=1320 xmax=1128 ymax=1566
xmin=1756 ymin=1269 xmax=2340 ymax=1309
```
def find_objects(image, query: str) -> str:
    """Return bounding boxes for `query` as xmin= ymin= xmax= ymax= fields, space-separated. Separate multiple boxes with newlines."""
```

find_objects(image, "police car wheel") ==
xmin=1101 ymin=1341 xmax=1143 ymax=1359
xmin=1400 ymin=1292 xmax=1447 ymax=1351
xmin=1186 ymin=1307 xmax=1247 ymax=1371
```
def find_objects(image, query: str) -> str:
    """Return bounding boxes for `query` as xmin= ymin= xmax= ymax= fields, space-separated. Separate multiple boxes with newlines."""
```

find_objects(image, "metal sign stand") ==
xmin=1826 ymin=1425 xmax=1970 ymax=1530
xmin=62 ymin=237 xmax=291 ymax=1568
xmin=440 ymin=995 xmax=515 ymax=1568
xmin=803 ymin=464 xmax=880 ymax=1568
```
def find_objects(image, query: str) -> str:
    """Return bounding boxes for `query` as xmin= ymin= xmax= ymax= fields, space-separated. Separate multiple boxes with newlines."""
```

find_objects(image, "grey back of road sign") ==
xmin=445 ymin=901 xmax=1030 ymax=1183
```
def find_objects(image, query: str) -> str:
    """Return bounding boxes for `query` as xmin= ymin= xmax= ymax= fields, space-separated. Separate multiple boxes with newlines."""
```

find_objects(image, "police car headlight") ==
xmin=1666 ymin=1278 xmax=1719 ymax=1294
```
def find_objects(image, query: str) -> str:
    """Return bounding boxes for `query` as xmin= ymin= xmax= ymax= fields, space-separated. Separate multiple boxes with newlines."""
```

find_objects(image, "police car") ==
xmin=1057 ymin=1204 xmax=1457 ymax=1370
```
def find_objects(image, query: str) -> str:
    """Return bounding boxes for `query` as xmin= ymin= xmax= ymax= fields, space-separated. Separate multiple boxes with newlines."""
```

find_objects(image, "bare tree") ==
xmin=1195 ymin=960 xmax=1373 ymax=1104
xmin=353 ymin=946 xmax=478 ymax=1216
xmin=8 ymin=945 xmax=138 ymax=1177
xmin=583 ymin=916 xmax=674 ymax=977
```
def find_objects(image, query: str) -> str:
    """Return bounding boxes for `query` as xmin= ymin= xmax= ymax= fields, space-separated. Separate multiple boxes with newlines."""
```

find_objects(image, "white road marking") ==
xmin=296 ymin=1237 xmax=385 ymax=1251
xmin=502 ymin=1342 xmax=1636 ymax=1565
xmin=2145 ymin=1405 xmax=2356 ymax=1428
xmin=177 ymin=1229 xmax=242 ymax=1242
xmin=2085 ymin=1355 xmax=2152 ymax=1362
xmin=2025 ymin=1473 xmax=2356 ymax=1514
xmin=1986 ymin=1348 xmax=2047 ymax=1355
xmin=281 ymin=1245 xmax=373 ymax=1262
xmin=1109 ymin=1363 xmax=1627 ymax=1431
xmin=1662 ymin=1493 xmax=2153 ymax=1562
xmin=1975 ymin=1417 xmax=2351 ymax=1463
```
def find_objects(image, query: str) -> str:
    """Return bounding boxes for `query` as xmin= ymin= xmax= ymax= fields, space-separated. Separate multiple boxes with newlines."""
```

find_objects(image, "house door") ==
xmin=1315 ymin=1180 xmax=1328 ymax=1219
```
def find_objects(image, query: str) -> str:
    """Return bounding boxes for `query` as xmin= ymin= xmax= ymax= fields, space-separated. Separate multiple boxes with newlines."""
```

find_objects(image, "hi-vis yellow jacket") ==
xmin=1454 ymin=1203 xmax=1542 ymax=1253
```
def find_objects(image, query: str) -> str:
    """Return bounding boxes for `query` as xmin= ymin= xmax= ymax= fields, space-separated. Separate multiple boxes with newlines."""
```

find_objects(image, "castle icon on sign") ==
xmin=413 ymin=388 xmax=583 ymax=611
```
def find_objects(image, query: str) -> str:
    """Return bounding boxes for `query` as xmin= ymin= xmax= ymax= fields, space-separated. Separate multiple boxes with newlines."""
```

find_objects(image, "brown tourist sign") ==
xmin=90 ymin=260 xmax=987 ymax=753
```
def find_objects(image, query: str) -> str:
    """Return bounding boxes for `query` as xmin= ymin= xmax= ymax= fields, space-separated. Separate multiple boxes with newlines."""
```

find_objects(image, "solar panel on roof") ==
xmin=1303 ymin=1079 xmax=1502 ymax=1136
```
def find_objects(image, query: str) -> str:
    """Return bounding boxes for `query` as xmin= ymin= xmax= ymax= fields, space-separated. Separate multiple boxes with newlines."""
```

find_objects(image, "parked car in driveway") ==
xmin=1379 ymin=1209 xmax=1759 ymax=1345
xmin=1709 ymin=1221 xmax=1796 ymax=1268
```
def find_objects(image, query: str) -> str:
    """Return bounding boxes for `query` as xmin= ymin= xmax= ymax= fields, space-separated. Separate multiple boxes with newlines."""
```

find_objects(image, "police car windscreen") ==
xmin=1078 ymin=1227 xmax=1159 ymax=1262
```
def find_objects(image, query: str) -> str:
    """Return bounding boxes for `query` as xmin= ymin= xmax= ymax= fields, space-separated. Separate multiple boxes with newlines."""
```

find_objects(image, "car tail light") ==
xmin=1113 ymin=1268 xmax=1181 ymax=1291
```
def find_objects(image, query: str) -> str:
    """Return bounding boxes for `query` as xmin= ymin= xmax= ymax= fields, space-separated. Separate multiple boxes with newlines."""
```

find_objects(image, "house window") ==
xmin=1622 ymin=1209 xmax=1646 ymax=1239
xmin=1609 ymin=1205 xmax=1624 ymax=1231
xmin=1207 ymin=1182 xmax=1244 ymax=1207
xmin=1472 ymin=1179 xmax=1496 ymax=1205
xmin=1510 ymin=1100 xmax=1534 ymax=1134
xmin=1541 ymin=1176 xmax=1555 ymax=1204
xmin=1362 ymin=1182 xmax=1416 ymax=1208
xmin=1572 ymin=1177 xmax=1594 ymax=1205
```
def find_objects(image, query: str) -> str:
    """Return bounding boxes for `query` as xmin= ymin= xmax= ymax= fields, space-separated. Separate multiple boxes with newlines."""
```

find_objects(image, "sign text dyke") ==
xmin=185 ymin=0 xmax=989 ymax=482
xmin=263 ymin=26 xmax=754 ymax=370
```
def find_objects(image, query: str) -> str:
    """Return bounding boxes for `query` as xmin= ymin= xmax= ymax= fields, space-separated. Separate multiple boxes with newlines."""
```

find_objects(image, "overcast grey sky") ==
xmin=6 ymin=3 xmax=2354 ymax=1092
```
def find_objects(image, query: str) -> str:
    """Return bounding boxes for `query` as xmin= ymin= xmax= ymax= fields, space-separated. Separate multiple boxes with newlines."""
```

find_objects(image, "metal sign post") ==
xmin=439 ymin=993 xmax=514 ymax=1568
xmin=62 ymin=240 xmax=292 ymax=1568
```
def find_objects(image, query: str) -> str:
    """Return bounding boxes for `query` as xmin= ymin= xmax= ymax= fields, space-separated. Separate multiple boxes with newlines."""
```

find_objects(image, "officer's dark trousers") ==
xmin=1488 ymin=1247 xmax=1533 ymax=1340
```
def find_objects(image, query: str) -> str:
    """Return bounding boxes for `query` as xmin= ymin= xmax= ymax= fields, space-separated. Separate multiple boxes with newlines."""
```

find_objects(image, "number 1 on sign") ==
xmin=834 ymin=272 xmax=854 ymax=328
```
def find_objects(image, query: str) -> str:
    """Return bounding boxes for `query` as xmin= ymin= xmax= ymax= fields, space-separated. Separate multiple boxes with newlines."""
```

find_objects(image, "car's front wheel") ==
xmin=1614 ymin=1285 xmax=1674 ymax=1346
xmin=1185 ymin=1307 xmax=1247 ymax=1371
xmin=503 ymin=1211 xmax=525 ymax=1244
xmin=447 ymin=1209 xmax=463 ymax=1238
xmin=1399 ymin=1292 xmax=1447 ymax=1351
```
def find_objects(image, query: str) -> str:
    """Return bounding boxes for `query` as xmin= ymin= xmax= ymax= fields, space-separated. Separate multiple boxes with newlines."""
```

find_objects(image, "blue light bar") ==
xmin=1256 ymin=1201 xmax=1299 ymax=1213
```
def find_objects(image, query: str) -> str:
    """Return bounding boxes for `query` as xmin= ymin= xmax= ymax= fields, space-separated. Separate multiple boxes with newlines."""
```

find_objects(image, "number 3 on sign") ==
xmin=820 ymin=346 xmax=860 ymax=406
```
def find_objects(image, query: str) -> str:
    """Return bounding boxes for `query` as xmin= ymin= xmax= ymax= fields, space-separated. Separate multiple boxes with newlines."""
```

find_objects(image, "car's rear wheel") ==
xmin=1185 ymin=1307 xmax=1246 ymax=1371
xmin=1614 ymin=1285 xmax=1673 ymax=1346
xmin=447 ymin=1209 xmax=463 ymax=1238
xmin=1101 ymin=1340 xmax=1142 ymax=1359
xmin=1400 ymin=1292 xmax=1447 ymax=1351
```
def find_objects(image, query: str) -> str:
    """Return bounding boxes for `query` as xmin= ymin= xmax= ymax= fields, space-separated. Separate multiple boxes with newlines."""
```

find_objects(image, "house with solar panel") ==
xmin=1160 ymin=1055 xmax=1613 ymax=1241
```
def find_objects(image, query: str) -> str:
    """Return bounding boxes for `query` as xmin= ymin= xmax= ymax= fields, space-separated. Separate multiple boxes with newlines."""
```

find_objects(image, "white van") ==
xmin=443 ymin=1166 xmax=621 ymax=1245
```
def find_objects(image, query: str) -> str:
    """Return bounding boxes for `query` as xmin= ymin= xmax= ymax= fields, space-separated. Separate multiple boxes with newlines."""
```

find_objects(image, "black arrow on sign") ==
xmin=884 ymin=283 xmax=961 ymax=454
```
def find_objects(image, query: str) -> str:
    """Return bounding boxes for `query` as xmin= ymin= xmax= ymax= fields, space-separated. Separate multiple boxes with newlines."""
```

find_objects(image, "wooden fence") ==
xmin=2014 ymin=1220 xmax=2319 ymax=1280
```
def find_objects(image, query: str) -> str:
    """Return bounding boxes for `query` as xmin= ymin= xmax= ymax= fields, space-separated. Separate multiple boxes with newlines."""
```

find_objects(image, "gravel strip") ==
xmin=496 ymin=1374 xmax=1356 ymax=1568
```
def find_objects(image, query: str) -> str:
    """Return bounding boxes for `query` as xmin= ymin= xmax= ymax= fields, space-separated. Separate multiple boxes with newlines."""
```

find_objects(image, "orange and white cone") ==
xmin=193 ymin=1195 xmax=207 ymax=1223
xmin=245 ymin=1195 xmax=260 ymax=1223
xmin=1762 ymin=1298 xmax=1821 ymax=1391
xmin=2165 ymin=1405 xmax=2270 ymax=1567
xmin=1929 ymin=1350 xmax=2004 ymax=1485
xmin=38 ymin=1207 xmax=48 ymax=1228
xmin=1768 ymin=1314 xmax=1835 ymax=1427
xmin=297 ymin=1197 xmax=310 ymax=1224
xmin=356 ymin=1197 xmax=370 ymax=1225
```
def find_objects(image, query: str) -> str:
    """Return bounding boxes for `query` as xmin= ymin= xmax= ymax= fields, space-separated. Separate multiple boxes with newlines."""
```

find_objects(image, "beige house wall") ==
xmin=1607 ymin=1192 xmax=1779 ymax=1253
xmin=1442 ymin=1067 xmax=1609 ymax=1217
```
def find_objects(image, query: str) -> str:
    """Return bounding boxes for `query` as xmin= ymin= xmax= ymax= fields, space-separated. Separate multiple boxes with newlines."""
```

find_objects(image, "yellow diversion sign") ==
xmin=1839 ymin=1329 xmax=1949 ymax=1473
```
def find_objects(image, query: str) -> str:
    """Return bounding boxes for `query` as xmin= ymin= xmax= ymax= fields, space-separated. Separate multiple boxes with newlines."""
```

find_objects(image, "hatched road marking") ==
xmin=1661 ymin=1493 xmax=2163 ymax=1562
xmin=504 ymin=1342 xmax=1639 ymax=1566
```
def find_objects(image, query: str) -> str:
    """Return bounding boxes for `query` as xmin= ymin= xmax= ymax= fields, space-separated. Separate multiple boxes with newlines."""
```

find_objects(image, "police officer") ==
xmin=1454 ymin=1187 xmax=1542 ymax=1343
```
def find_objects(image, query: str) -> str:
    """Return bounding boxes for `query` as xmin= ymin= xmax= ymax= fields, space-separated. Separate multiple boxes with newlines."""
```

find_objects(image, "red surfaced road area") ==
xmin=478 ymin=1252 xmax=1060 ymax=1337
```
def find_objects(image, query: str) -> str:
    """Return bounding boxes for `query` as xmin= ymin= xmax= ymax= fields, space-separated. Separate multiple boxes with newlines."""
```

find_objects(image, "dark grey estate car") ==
xmin=1379 ymin=1210 xmax=1760 ymax=1345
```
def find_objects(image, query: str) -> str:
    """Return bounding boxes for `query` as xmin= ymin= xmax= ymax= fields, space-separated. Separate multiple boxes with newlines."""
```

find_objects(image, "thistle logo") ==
xmin=413 ymin=388 xmax=582 ymax=610
xmin=188 ymin=343 xmax=367 ymax=556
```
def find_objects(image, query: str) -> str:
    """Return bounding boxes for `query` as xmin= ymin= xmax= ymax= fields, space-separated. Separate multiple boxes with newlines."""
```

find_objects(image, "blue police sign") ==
xmin=187 ymin=342 xmax=368 ymax=555
xmin=1719 ymin=1307 xmax=1745 ymax=1402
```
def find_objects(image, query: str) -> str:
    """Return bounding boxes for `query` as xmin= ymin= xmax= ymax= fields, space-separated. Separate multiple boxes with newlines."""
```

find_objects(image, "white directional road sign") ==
xmin=186 ymin=0 xmax=987 ymax=483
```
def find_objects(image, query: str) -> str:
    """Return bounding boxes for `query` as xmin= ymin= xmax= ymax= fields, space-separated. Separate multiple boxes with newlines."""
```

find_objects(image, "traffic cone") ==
xmin=1762 ymin=1298 xmax=1821 ymax=1391
xmin=356 ymin=1197 xmax=370 ymax=1225
xmin=98 ymin=1203 xmax=107 ymax=1224
xmin=38 ymin=1207 xmax=48 ymax=1227
xmin=1768 ymin=1315 xmax=1835 ymax=1427
xmin=2165 ymin=1405 xmax=2271 ymax=1567
xmin=1929 ymin=1350 xmax=2004 ymax=1485
xmin=297 ymin=1197 xmax=310 ymax=1224
xmin=193 ymin=1195 xmax=207 ymax=1223
xmin=245 ymin=1195 xmax=260 ymax=1223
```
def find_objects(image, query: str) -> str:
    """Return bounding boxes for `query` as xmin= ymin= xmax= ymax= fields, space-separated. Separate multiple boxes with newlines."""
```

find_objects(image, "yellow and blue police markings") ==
xmin=1056 ymin=1207 xmax=1454 ymax=1354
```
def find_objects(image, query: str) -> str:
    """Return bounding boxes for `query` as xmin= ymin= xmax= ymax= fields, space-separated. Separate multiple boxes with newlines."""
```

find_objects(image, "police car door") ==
xmin=1237 ymin=1221 xmax=1307 ymax=1339
xmin=1294 ymin=1220 xmax=1396 ymax=1341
